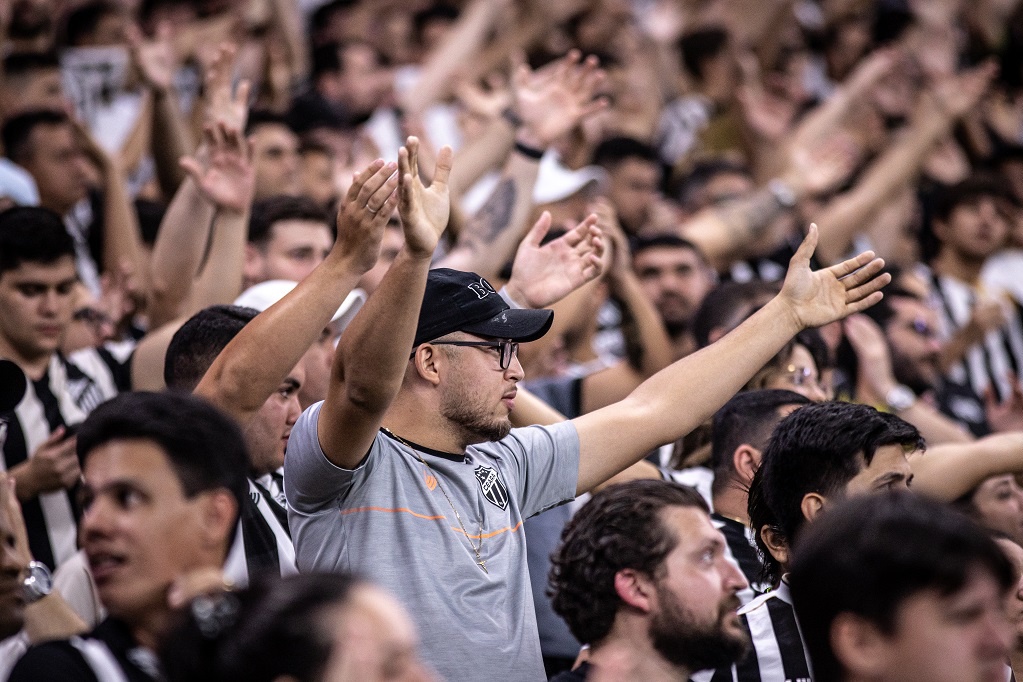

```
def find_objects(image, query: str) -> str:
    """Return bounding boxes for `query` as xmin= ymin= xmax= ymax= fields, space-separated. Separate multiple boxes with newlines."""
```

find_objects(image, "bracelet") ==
xmin=513 ymin=141 xmax=545 ymax=160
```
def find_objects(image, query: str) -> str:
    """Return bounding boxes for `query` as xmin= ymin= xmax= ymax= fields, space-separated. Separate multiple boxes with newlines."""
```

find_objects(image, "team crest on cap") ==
xmin=467 ymin=278 xmax=496 ymax=299
xmin=474 ymin=465 xmax=509 ymax=510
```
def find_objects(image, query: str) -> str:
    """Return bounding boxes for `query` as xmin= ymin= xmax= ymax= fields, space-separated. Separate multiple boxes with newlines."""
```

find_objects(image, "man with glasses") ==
xmin=284 ymin=138 xmax=891 ymax=682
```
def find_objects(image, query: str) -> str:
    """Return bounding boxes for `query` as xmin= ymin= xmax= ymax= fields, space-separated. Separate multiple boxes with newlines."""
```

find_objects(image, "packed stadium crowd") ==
xmin=0 ymin=0 xmax=1023 ymax=680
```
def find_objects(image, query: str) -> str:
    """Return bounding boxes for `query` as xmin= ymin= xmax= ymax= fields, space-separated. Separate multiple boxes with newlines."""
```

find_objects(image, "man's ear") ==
xmin=733 ymin=445 xmax=762 ymax=487
xmin=800 ymin=492 xmax=826 ymax=524
xmin=759 ymin=525 xmax=789 ymax=567
xmin=614 ymin=569 xmax=655 ymax=614
xmin=198 ymin=490 xmax=238 ymax=553
xmin=831 ymin=612 xmax=891 ymax=679
xmin=412 ymin=345 xmax=443 ymax=386
xmin=243 ymin=243 xmax=263 ymax=284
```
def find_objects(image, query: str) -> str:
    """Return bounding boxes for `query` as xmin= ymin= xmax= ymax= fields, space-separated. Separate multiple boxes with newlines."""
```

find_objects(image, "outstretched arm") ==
xmin=317 ymin=139 xmax=453 ymax=469
xmin=571 ymin=225 xmax=890 ymax=494
xmin=912 ymin=432 xmax=1023 ymax=502
xmin=195 ymin=160 xmax=400 ymax=424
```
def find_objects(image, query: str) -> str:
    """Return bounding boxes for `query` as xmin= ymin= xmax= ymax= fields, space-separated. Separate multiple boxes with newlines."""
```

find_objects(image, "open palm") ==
xmin=397 ymin=137 xmax=453 ymax=257
xmin=779 ymin=224 xmax=890 ymax=330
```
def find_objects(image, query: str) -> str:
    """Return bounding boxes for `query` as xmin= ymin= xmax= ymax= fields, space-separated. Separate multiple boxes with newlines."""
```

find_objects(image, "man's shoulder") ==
xmin=8 ymin=638 xmax=96 ymax=682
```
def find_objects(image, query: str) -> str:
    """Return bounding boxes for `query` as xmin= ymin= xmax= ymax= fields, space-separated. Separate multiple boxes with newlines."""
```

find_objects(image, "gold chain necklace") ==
xmin=381 ymin=427 xmax=488 ymax=574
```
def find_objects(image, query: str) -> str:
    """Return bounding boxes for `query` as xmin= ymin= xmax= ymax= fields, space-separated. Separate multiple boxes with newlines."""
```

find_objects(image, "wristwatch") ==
xmin=22 ymin=560 xmax=52 ymax=604
xmin=885 ymin=384 xmax=917 ymax=412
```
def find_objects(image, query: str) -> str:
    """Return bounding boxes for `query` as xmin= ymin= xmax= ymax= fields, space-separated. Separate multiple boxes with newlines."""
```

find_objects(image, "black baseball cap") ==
xmin=413 ymin=269 xmax=554 ymax=347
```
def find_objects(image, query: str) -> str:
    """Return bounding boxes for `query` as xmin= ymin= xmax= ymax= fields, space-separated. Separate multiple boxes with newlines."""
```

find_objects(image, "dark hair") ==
xmin=679 ymin=27 xmax=730 ymax=81
xmin=790 ymin=492 xmax=1013 ymax=682
xmin=77 ymin=391 xmax=249 ymax=543
xmin=413 ymin=5 xmax=459 ymax=42
xmin=0 ymin=206 xmax=76 ymax=275
xmin=549 ymin=480 xmax=709 ymax=645
xmin=1 ymin=109 xmax=69 ymax=164
xmin=749 ymin=402 xmax=924 ymax=586
xmin=631 ymin=233 xmax=707 ymax=262
xmin=3 ymin=51 xmax=60 ymax=79
xmin=245 ymin=110 xmax=295 ymax=137
xmin=672 ymin=158 xmax=752 ymax=206
xmin=592 ymin=136 xmax=661 ymax=169
xmin=135 ymin=198 xmax=166 ymax=246
xmin=692 ymin=280 xmax=779 ymax=348
xmin=710 ymin=389 xmax=811 ymax=497
xmin=61 ymin=1 xmax=121 ymax=47
xmin=161 ymin=573 xmax=361 ymax=682
xmin=932 ymin=175 xmax=1016 ymax=226
xmin=165 ymin=306 xmax=258 ymax=391
xmin=248 ymin=195 xmax=331 ymax=246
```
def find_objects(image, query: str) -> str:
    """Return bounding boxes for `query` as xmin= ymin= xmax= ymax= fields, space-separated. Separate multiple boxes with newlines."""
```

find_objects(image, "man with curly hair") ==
xmin=548 ymin=480 xmax=750 ymax=681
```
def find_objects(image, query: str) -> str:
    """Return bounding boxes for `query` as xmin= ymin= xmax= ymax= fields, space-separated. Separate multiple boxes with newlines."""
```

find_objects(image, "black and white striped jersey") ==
xmin=711 ymin=514 xmax=770 ymax=605
xmin=0 ymin=354 xmax=119 ymax=570
xmin=223 ymin=476 xmax=298 ymax=588
xmin=695 ymin=580 xmax=813 ymax=682
xmin=931 ymin=272 xmax=1023 ymax=403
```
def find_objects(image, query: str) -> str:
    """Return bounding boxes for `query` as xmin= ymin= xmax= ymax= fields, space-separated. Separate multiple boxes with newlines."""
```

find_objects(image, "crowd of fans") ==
xmin=1 ymin=0 xmax=1023 ymax=679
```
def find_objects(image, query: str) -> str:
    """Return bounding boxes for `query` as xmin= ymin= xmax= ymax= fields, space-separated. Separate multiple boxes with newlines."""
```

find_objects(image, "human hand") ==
xmin=844 ymin=314 xmax=899 ymax=396
xmin=203 ymin=43 xmax=250 ymax=132
xmin=929 ymin=61 xmax=998 ymax=121
xmin=179 ymin=121 xmax=255 ymax=213
xmin=783 ymin=130 xmax=862 ymax=197
xmin=128 ymin=22 xmax=177 ymax=93
xmin=512 ymin=50 xmax=607 ymax=148
xmin=777 ymin=224 xmax=890 ymax=330
xmin=985 ymin=375 xmax=1023 ymax=433
xmin=333 ymin=158 xmax=399 ymax=273
xmin=397 ymin=137 xmax=453 ymax=258
xmin=454 ymin=73 xmax=512 ymax=122
xmin=590 ymin=198 xmax=629 ymax=279
xmin=505 ymin=211 xmax=604 ymax=308
xmin=965 ymin=298 xmax=1008 ymax=344
xmin=0 ymin=474 xmax=31 ymax=569
xmin=167 ymin=567 xmax=232 ymax=609
xmin=14 ymin=428 xmax=80 ymax=499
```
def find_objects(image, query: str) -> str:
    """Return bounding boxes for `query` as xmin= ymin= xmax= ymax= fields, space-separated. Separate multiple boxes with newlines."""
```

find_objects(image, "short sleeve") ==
xmin=498 ymin=421 xmax=579 ymax=519
xmin=283 ymin=401 xmax=372 ymax=513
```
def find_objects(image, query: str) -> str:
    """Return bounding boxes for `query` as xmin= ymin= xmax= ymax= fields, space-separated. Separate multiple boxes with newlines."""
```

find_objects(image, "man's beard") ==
xmin=441 ymin=397 xmax=512 ymax=443
xmin=649 ymin=584 xmax=751 ymax=672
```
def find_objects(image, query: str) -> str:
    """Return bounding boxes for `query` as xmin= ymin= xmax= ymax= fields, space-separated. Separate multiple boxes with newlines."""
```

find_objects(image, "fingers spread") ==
xmin=838 ymin=257 xmax=885 ymax=290
xmin=846 ymin=272 xmax=892 ymax=303
xmin=791 ymin=223 xmax=819 ymax=266
xmin=829 ymin=249 xmax=879 ymax=280
xmin=525 ymin=212 xmax=553 ymax=246
xmin=432 ymin=145 xmax=454 ymax=188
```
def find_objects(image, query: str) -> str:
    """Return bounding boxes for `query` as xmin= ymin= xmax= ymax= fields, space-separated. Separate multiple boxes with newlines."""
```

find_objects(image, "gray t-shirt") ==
xmin=285 ymin=402 xmax=580 ymax=682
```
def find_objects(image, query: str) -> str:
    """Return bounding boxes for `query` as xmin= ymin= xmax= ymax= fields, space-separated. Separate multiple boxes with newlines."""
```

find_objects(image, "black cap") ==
xmin=413 ymin=269 xmax=554 ymax=348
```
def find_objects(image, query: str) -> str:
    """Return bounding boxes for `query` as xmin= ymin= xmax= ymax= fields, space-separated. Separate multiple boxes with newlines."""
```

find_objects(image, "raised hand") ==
xmin=505 ymin=211 xmax=604 ymax=308
xmin=0 ymin=474 xmax=31 ymax=568
xmin=397 ymin=136 xmax=453 ymax=258
xmin=128 ymin=22 xmax=177 ymax=93
xmin=512 ymin=50 xmax=607 ymax=148
xmin=333 ymin=159 xmax=399 ymax=273
xmin=203 ymin=43 xmax=251 ymax=131
xmin=778 ymin=223 xmax=890 ymax=330
xmin=179 ymin=121 xmax=255 ymax=213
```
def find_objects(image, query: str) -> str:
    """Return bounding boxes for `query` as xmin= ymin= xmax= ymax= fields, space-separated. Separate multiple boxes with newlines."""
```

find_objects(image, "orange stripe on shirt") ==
xmin=340 ymin=506 xmax=447 ymax=521
xmin=452 ymin=521 xmax=524 ymax=539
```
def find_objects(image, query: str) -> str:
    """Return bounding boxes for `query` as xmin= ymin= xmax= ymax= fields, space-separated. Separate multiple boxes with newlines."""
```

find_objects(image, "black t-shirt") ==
xmin=9 ymin=618 xmax=159 ymax=682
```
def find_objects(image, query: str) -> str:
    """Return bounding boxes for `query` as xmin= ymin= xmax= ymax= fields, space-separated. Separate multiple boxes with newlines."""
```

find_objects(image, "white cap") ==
xmin=0 ymin=159 xmax=40 ymax=206
xmin=532 ymin=151 xmax=607 ymax=205
xmin=233 ymin=280 xmax=366 ymax=332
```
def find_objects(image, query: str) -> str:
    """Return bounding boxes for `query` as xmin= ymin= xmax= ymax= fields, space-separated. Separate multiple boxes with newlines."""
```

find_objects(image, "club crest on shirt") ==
xmin=474 ymin=465 xmax=509 ymax=510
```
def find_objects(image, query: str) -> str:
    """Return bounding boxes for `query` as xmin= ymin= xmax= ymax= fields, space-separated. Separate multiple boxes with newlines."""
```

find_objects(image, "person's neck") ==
xmin=932 ymin=249 xmax=985 ymax=286
xmin=588 ymin=633 xmax=690 ymax=682
xmin=128 ymin=605 xmax=170 ymax=652
xmin=0 ymin=340 xmax=52 ymax=381
xmin=384 ymin=396 xmax=468 ymax=455
xmin=712 ymin=485 xmax=749 ymax=526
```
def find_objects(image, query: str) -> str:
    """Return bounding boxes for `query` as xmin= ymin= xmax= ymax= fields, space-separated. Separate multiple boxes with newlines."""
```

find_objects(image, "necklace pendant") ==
xmin=477 ymin=559 xmax=488 ymax=574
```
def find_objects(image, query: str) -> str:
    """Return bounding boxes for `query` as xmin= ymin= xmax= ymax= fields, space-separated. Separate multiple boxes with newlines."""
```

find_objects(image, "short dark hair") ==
xmin=692 ymin=280 xmax=779 ymax=348
xmin=749 ymin=402 xmax=924 ymax=585
xmin=672 ymin=158 xmax=752 ymax=207
xmin=631 ymin=233 xmax=706 ymax=262
xmin=790 ymin=492 xmax=1013 ymax=682
xmin=165 ymin=306 xmax=257 ymax=391
xmin=592 ymin=136 xmax=661 ymax=169
xmin=77 ymin=391 xmax=249 ymax=547
xmin=679 ymin=27 xmax=730 ymax=81
xmin=3 ymin=51 xmax=60 ymax=79
xmin=248 ymin=195 xmax=331 ymax=246
xmin=0 ymin=206 xmax=76 ymax=276
xmin=61 ymin=1 xmax=121 ymax=47
xmin=161 ymin=573 xmax=361 ymax=682
xmin=1 ymin=109 xmax=69 ymax=164
xmin=549 ymin=480 xmax=709 ymax=645
xmin=245 ymin=110 xmax=295 ymax=137
xmin=932 ymin=175 xmax=1016 ymax=225
xmin=710 ymin=389 xmax=811 ymax=496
